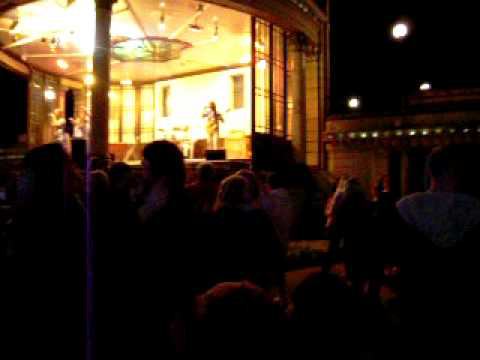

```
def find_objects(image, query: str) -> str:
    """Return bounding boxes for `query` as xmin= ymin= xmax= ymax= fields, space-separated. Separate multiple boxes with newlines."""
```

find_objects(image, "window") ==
xmin=232 ymin=74 xmax=244 ymax=109
xmin=121 ymin=87 xmax=136 ymax=144
xmin=140 ymin=85 xmax=155 ymax=143
xmin=253 ymin=19 xmax=287 ymax=137
xmin=162 ymin=86 xmax=170 ymax=117
xmin=272 ymin=25 xmax=286 ymax=137
xmin=109 ymin=87 xmax=121 ymax=143
xmin=254 ymin=18 xmax=271 ymax=134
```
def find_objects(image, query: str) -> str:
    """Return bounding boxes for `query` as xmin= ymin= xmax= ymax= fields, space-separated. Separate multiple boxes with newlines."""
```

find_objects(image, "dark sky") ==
xmin=0 ymin=67 xmax=27 ymax=147
xmin=330 ymin=1 xmax=480 ymax=114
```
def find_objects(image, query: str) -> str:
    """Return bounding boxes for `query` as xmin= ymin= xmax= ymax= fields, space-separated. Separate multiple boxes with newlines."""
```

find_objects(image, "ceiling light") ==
xmin=84 ymin=74 xmax=95 ymax=86
xmin=120 ymin=79 xmax=132 ymax=86
xmin=212 ymin=17 xmax=219 ymax=41
xmin=56 ymin=58 xmax=69 ymax=70
xmin=158 ymin=18 xmax=166 ymax=32
xmin=44 ymin=88 xmax=56 ymax=101
xmin=159 ymin=2 xmax=166 ymax=32
xmin=257 ymin=59 xmax=267 ymax=70
xmin=86 ymin=59 xmax=93 ymax=72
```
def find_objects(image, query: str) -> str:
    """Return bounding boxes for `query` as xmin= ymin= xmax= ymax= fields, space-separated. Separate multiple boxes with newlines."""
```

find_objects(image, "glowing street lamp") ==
xmin=392 ymin=21 xmax=409 ymax=40
xmin=419 ymin=82 xmax=431 ymax=91
xmin=348 ymin=97 xmax=360 ymax=109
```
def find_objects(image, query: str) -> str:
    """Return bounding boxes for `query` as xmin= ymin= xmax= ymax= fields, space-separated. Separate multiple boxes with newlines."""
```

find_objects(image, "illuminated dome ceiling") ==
xmin=0 ymin=0 xmax=251 ymax=82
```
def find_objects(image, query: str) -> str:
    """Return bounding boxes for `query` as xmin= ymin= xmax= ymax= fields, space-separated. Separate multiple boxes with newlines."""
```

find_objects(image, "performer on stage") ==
xmin=202 ymin=101 xmax=224 ymax=150
xmin=72 ymin=106 xmax=90 ymax=140
xmin=48 ymin=108 xmax=71 ymax=153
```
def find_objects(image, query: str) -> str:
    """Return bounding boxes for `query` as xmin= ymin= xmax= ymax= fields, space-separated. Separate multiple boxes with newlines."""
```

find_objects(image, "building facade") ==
xmin=323 ymin=89 xmax=480 ymax=197
xmin=0 ymin=0 xmax=329 ymax=170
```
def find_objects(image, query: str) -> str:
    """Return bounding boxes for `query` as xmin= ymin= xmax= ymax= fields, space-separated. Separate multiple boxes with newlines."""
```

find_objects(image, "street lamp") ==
xmin=392 ymin=21 xmax=409 ymax=40
xmin=419 ymin=82 xmax=432 ymax=91
xmin=348 ymin=96 xmax=360 ymax=109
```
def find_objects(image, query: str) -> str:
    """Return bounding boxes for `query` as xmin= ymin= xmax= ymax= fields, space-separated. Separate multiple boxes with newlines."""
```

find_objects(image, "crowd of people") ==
xmin=2 ymin=140 xmax=480 ymax=359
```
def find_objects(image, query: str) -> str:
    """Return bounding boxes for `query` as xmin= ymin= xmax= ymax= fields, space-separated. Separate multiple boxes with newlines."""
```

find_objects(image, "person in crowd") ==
xmin=235 ymin=169 xmax=262 ymax=209
xmin=201 ymin=174 xmax=285 ymax=294
xmin=371 ymin=175 xmax=401 ymax=268
xmin=287 ymin=163 xmax=325 ymax=240
xmin=266 ymin=172 xmax=294 ymax=245
xmin=5 ymin=143 xmax=85 ymax=360
xmin=289 ymin=272 xmax=364 ymax=359
xmin=325 ymin=177 xmax=381 ymax=296
xmin=192 ymin=281 xmax=286 ymax=356
xmin=134 ymin=140 xmax=196 ymax=356
xmin=396 ymin=144 xmax=480 ymax=358
xmin=187 ymin=162 xmax=218 ymax=215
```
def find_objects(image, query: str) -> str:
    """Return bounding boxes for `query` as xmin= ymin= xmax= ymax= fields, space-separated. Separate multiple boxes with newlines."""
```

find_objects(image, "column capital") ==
xmin=287 ymin=32 xmax=318 ymax=56
xmin=95 ymin=0 xmax=115 ymax=10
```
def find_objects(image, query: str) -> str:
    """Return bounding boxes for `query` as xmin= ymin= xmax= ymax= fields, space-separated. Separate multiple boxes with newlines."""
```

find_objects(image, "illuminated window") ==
xmin=253 ymin=19 xmax=287 ymax=137
xmin=109 ymin=87 xmax=121 ymax=143
xmin=161 ymin=86 xmax=170 ymax=117
xmin=272 ymin=25 xmax=286 ymax=137
xmin=140 ymin=85 xmax=155 ymax=143
xmin=254 ymin=18 xmax=270 ymax=134
xmin=232 ymin=74 xmax=245 ymax=109
xmin=121 ymin=87 xmax=136 ymax=144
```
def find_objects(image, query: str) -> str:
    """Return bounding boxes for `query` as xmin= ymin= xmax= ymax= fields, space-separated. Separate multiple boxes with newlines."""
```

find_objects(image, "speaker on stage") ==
xmin=72 ymin=138 xmax=87 ymax=169
xmin=205 ymin=149 xmax=226 ymax=160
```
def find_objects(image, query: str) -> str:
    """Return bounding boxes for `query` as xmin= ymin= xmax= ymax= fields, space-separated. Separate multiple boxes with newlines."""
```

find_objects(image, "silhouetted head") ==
xmin=209 ymin=101 xmax=217 ymax=112
xmin=236 ymin=169 xmax=260 ymax=205
xmin=267 ymin=172 xmax=287 ymax=190
xmin=215 ymin=175 xmax=248 ymax=210
xmin=195 ymin=281 xmax=284 ymax=355
xmin=291 ymin=272 xmax=361 ymax=358
xmin=197 ymin=162 xmax=215 ymax=183
xmin=142 ymin=140 xmax=186 ymax=193
xmin=427 ymin=144 xmax=480 ymax=196
xmin=109 ymin=162 xmax=133 ymax=193
xmin=20 ymin=143 xmax=76 ymax=205
xmin=292 ymin=272 xmax=356 ymax=322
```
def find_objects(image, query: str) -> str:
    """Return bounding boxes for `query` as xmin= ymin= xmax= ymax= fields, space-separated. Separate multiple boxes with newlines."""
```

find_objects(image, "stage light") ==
xmin=44 ymin=88 xmax=56 ymax=101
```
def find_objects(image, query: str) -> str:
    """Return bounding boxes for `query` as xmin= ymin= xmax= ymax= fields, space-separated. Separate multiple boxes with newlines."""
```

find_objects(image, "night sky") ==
xmin=0 ymin=67 xmax=27 ymax=147
xmin=330 ymin=0 xmax=480 ymax=114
